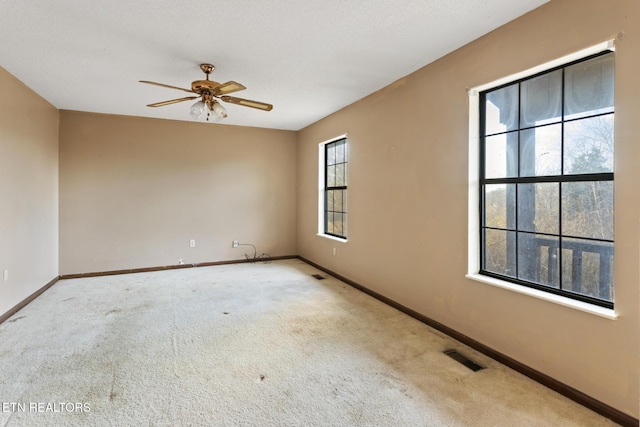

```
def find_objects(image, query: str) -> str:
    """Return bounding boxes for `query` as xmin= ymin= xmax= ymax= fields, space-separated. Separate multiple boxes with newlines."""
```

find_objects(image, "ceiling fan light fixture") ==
xmin=211 ymin=101 xmax=228 ymax=119
xmin=202 ymin=100 xmax=227 ymax=122
xmin=189 ymin=100 xmax=206 ymax=120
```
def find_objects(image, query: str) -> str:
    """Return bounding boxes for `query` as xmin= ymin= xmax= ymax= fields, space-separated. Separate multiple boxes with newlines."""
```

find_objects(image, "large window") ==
xmin=323 ymin=138 xmax=348 ymax=239
xmin=480 ymin=51 xmax=614 ymax=308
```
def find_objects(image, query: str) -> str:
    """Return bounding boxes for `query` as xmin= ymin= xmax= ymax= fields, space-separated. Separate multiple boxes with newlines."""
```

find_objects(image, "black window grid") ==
xmin=324 ymin=138 xmax=347 ymax=239
xmin=479 ymin=51 xmax=614 ymax=309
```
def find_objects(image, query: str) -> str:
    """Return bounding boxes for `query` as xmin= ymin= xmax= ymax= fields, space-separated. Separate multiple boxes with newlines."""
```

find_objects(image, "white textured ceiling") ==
xmin=0 ymin=0 xmax=547 ymax=131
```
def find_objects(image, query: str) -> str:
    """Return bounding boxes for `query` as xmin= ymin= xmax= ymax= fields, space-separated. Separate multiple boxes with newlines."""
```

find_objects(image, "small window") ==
xmin=322 ymin=138 xmax=348 ymax=239
xmin=480 ymin=51 xmax=614 ymax=308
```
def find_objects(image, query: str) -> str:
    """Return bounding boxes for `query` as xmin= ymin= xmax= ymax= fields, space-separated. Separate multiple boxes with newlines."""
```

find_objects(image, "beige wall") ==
xmin=296 ymin=0 xmax=639 ymax=417
xmin=2 ymin=0 xmax=638 ymax=417
xmin=0 ymin=68 xmax=59 ymax=315
xmin=59 ymin=111 xmax=296 ymax=275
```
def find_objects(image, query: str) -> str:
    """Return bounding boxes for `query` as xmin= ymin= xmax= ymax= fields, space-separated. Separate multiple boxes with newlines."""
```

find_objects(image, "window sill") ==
xmin=317 ymin=233 xmax=347 ymax=243
xmin=465 ymin=273 xmax=617 ymax=320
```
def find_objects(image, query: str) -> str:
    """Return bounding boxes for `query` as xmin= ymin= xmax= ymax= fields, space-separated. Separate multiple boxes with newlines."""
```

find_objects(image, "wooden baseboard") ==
xmin=0 ymin=276 xmax=60 ymax=325
xmin=297 ymin=256 xmax=638 ymax=427
xmin=59 ymin=255 xmax=298 ymax=280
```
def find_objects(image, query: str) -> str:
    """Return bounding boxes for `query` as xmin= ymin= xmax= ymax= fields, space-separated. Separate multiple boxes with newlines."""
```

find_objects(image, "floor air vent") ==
xmin=443 ymin=349 xmax=485 ymax=372
xmin=311 ymin=274 xmax=325 ymax=280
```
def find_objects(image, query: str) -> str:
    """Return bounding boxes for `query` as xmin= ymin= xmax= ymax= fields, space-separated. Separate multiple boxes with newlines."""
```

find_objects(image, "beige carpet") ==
xmin=0 ymin=259 xmax=616 ymax=426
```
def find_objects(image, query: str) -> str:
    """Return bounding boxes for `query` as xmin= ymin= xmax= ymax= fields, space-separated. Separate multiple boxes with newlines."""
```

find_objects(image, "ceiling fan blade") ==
xmin=147 ymin=96 xmax=199 ymax=107
xmin=220 ymin=96 xmax=273 ymax=111
xmin=213 ymin=81 xmax=246 ymax=96
xmin=139 ymin=80 xmax=195 ymax=94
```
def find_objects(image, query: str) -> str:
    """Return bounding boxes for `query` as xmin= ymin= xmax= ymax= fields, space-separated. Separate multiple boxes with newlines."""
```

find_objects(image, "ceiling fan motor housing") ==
xmin=192 ymin=80 xmax=221 ymax=93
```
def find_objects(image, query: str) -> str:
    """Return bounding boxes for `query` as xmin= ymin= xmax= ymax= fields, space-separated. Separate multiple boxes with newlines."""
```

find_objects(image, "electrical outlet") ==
xmin=232 ymin=240 xmax=239 ymax=248
xmin=3 ymin=269 xmax=8 ymax=281
xmin=333 ymin=247 xmax=337 ymax=256
xmin=190 ymin=239 xmax=196 ymax=248
xmin=178 ymin=259 xmax=184 ymax=265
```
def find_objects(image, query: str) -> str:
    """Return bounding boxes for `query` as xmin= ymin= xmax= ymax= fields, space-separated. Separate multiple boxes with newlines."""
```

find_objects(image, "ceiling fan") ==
xmin=140 ymin=63 xmax=273 ymax=122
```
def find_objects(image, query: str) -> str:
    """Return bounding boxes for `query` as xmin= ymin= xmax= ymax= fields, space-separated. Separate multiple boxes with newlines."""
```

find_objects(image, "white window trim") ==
xmin=318 ymin=134 xmax=348 ymax=242
xmin=466 ymin=40 xmax=617 ymax=320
